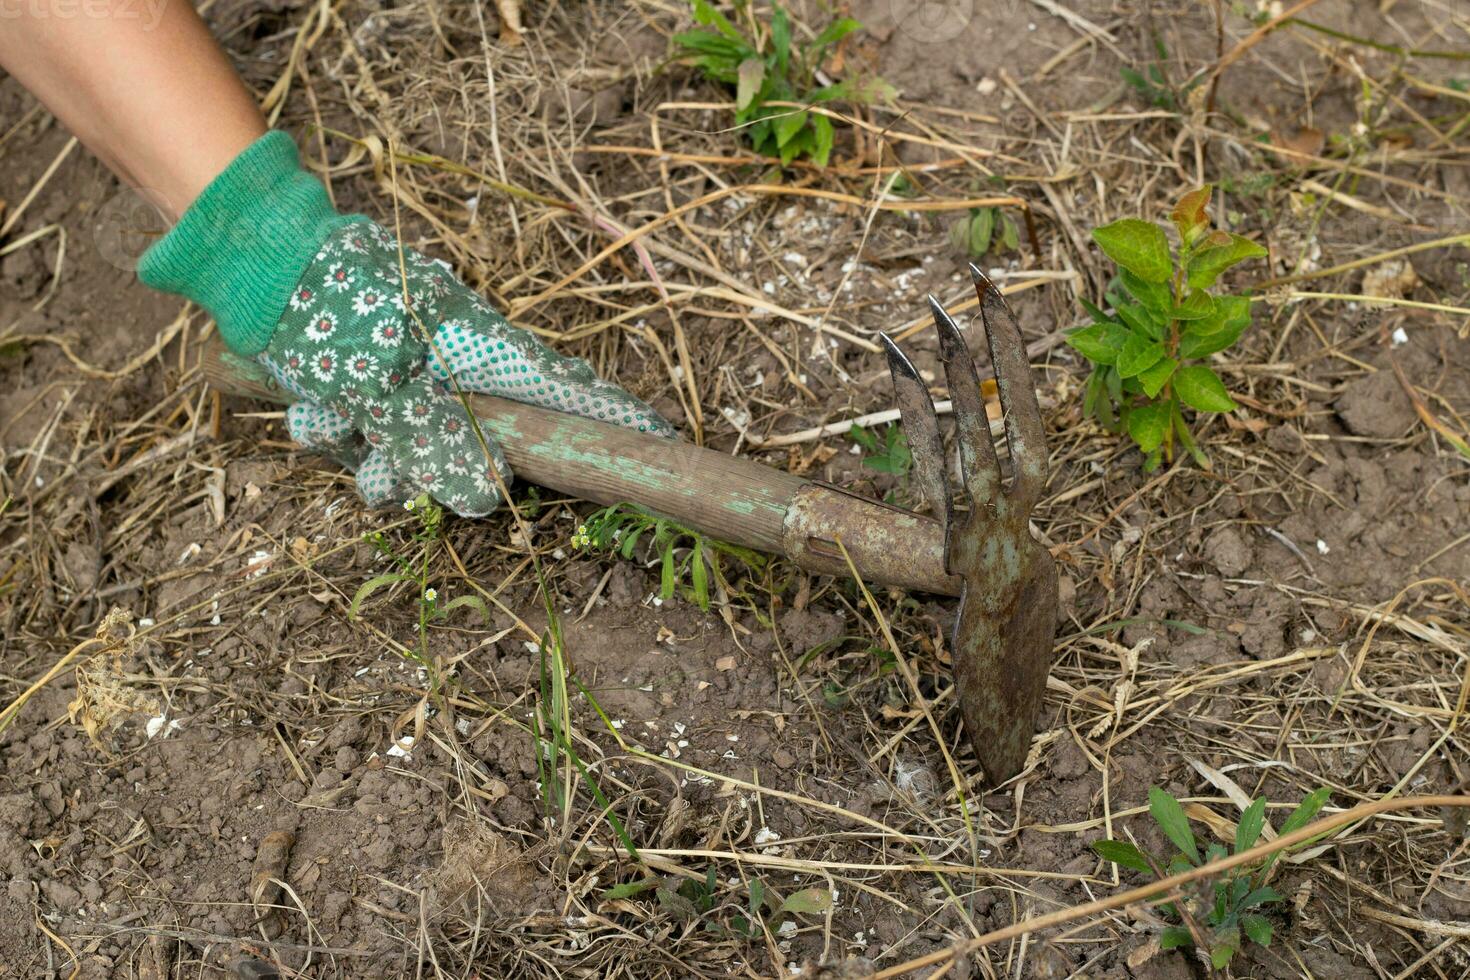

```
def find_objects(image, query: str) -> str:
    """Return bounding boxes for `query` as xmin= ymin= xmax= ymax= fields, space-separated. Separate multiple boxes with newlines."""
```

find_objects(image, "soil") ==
xmin=3 ymin=1 xmax=1470 ymax=978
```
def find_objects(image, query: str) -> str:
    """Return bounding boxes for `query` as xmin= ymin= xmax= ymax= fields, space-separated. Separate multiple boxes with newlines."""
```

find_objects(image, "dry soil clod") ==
xmin=249 ymin=829 xmax=296 ymax=940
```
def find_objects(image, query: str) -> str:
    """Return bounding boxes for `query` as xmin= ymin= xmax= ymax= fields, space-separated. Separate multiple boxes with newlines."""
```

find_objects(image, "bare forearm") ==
xmin=0 ymin=0 xmax=267 ymax=218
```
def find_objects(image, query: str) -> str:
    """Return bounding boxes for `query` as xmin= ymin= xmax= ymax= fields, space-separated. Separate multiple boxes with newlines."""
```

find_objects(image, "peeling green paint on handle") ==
xmin=469 ymin=401 xmax=803 ymax=554
xmin=200 ymin=336 xmax=946 ymax=580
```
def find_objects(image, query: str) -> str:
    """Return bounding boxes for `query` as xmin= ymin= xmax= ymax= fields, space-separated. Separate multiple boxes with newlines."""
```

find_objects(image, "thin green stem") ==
xmin=1286 ymin=18 xmax=1470 ymax=60
xmin=417 ymin=543 xmax=430 ymax=662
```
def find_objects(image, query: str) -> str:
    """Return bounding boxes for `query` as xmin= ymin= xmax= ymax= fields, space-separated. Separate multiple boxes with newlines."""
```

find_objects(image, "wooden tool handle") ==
xmin=198 ymin=338 xmax=959 ymax=595
xmin=197 ymin=338 xmax=805 ymax=552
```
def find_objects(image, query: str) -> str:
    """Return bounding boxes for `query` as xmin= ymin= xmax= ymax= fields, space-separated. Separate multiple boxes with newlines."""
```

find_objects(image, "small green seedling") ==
xmin=950 ymin=204 xmax=1020 ymax=258
xmin=887 ymin=171 xmax=919 ymax=198
xmin=673 ymin=0 xmax=886 ymax=166
xmin=950 ymin=182 xmax=1021 ymax=259
xmin=1220 ymin=172 xmax=1277 ymax=199
xmin=604 ymin=869 xmax=831 ymax=938
xmin=847 ymin=421 xmax=912 ymax=478
xmin=1093 ymin=785 xmax=1331 ymax=970
xmin=1120 ymin=36 xmax=1199 ymax=111
xmin=1066 ymin=186 xmax=1266 ymax=470
xmin=352 ymin=493 xmax=488 ymax=662
xmin=574 ymin=502 xmax=764 ymax=611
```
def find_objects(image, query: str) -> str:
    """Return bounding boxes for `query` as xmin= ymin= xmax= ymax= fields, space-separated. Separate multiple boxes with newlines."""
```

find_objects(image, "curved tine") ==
xmin=879 ymin=332 xmax=952 ymax=527
xmin=928 ymin=295 xmax=1001 ymax=513
xmin=969 ymin=264 xmax=1046 ymax=508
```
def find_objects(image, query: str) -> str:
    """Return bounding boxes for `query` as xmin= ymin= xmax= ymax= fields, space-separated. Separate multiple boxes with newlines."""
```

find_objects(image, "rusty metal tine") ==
xmin=969 ymin=265 xmax=1046 ymax=507
xmin=879 ymin=332 xmax=952 ymax=532
xmin=928 ymin=295 xmax=1000 ymax=512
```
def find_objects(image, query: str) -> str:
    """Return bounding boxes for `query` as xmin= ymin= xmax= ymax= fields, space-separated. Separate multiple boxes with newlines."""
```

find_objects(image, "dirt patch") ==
xmin=4 ymin=1 xmax=1470 ymax=977
xmin=1334 ymin=369 xmax=1418 ymax=439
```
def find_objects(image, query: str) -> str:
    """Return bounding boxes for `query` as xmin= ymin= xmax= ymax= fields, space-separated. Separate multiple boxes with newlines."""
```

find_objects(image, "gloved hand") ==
xmin=139 ymin=132 xmax=672 ymax=516
xmin=256 ymin=219 xmax=673 ymax=515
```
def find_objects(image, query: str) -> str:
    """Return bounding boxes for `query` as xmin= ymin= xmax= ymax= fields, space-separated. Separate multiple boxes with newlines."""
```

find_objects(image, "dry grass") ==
xmin=2 ymin=0 xmax=1470 ymax=977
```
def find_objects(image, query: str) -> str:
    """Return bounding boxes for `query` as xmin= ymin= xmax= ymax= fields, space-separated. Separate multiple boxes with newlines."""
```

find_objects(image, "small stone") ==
xmin=312 ymin=770 xmax=343 ymax=792
xmin=1204 ymin=526 xmax=1253 ymax=578
xmin=40 ymin=879 xmax=82 ymax=911
xmin=1335 ymin=371 xmax=1416 ymax=440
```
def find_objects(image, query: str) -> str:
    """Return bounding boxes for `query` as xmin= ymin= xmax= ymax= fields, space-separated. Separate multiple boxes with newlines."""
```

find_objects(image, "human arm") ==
xmin=0 ymin=0 xmax=266 ymax=219
xmin=0 ymin=3 xmax=673 ymax=514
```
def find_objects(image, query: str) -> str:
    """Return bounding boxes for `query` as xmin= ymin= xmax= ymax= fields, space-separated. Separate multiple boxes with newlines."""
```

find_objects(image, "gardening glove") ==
xmin=138 ymin=132 xmax=673 ymax=516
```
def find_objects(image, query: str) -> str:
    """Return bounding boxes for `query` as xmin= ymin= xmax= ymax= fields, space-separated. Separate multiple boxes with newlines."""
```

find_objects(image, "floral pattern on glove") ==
xmin=257 ymin=219 xmax=673 ymax=516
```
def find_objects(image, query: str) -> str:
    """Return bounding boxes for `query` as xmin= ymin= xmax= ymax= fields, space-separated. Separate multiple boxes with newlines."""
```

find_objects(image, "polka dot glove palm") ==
xmin=259 ymin=219 xmax=674 ymax=516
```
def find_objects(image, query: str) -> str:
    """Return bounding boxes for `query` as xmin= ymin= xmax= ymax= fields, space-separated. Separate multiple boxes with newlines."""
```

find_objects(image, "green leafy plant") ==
xmin=1120 ymin=36 xmax=1198 ymax=111
xmin=1220 ymin=172 xmax=1277 ymax=198
xmin=847 ymin=421 xmax=912 ymax=477
xmin=531 ymin=589 xmax=641 ymax=859
xmin=887 ymin=171 xmax=919 ymax=198
xmin=949 ymin=203 xmax=1021 ymax=258
xmin=603 ymin=869 xmax=831 ymax=938
xmin=1094 ymin=785 xmax=1331 ymax=970
xmin=351 ymin=494 xmax=488 ymax=662
xmin=516 ymin=484 xmax=542 ymax=519
xmin=950 ymin=177 xmax=1022 ymax=257
xmin=574 ymin=503 xmax=764 ymax=611
xmin=672 ymin=0 xmax=884 ymax=166
xmin=1066 ymin=186 xmax=1266 ymax=470
xmin=1121 ymin=61 xmax=1175 ymax=110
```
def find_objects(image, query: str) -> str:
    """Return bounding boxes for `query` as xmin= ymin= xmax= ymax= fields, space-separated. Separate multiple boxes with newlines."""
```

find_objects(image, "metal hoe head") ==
xmin=879 ymin=264 xmax=1059 ymax=783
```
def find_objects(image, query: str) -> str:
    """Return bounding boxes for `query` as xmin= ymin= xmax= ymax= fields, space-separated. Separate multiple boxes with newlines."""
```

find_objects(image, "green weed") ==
xmin=887 ymin=171 xmax=919 ymax=198
xmin=516 ymin=484 xmax=543 ymax=519
xmin=351 ymin=493 xmax=489 ymax=663
xmin=603 ymin=867 xmax=832 ymax=937
xmin=949 ymin=202 xmax=1021 ymax=259
xmin=672 ymin=0 xmax=887 ymax=166
xmin=574 ymin=502 xmax=764 ymax=611
xmin=847 ymin=421 xmax=911 ymax=478
xmin=531 ymin=596 xmax=640 ymax=857
xmin=1120 ymin=37 xmax=1197 ymax=110
xmin=1066 ymin=185 xmax=1266 ymax=470
xmin=1219 ymin=172 xmax=1277 ymax=198
xmin=1093 ymin=785 xmax=1331 ymax=970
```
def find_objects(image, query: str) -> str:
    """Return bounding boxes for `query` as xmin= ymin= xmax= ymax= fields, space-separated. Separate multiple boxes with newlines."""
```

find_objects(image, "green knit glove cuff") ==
xmin=137 ymin=131 xmax=357 ymax=355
